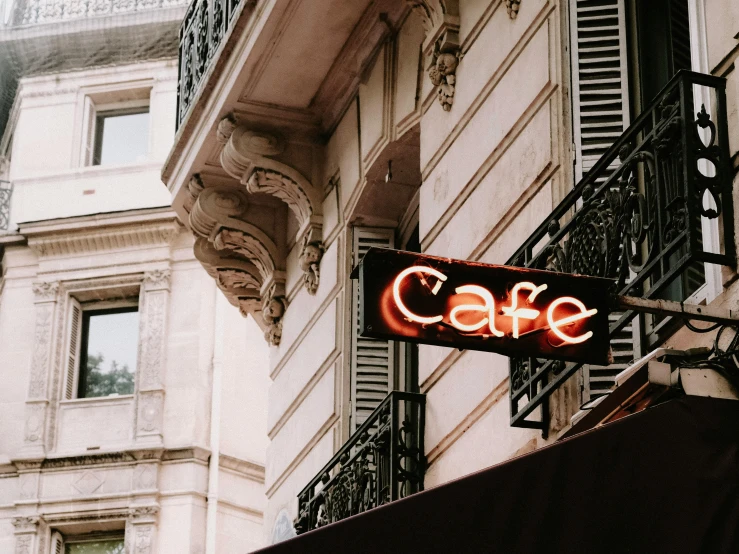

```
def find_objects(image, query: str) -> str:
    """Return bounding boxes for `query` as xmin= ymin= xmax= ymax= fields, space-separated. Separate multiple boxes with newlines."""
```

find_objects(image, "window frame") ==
xmin=76 ymin=304 xmax=139 ymax=400
xmin=52 ymin=529 xmax=126 ymax=554
xmin=76 ymin=83 xmax=153 ymax=168
xmin=91 ymin=106 xmax=151 ymax=167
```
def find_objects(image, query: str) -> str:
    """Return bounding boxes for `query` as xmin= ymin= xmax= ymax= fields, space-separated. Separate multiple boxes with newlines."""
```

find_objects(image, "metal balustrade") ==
xmin=175 ymin=0 xmax=241 ymax=129
xmin=0 ymin=181 xmax=11 ymax=230
xmin=507 ymin=71 xmax=735 ymax=430
xmin=294 ymin=391 xmax=426 ymax=534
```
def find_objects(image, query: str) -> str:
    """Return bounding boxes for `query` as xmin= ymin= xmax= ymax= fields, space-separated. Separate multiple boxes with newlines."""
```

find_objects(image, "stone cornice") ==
xmin=9 ymin=446 xmax=222 ymax=472
xmin=21 ymin=211 xmax=180 ymax=259
xmin=219 ymin=453 xmax=266 ymax=483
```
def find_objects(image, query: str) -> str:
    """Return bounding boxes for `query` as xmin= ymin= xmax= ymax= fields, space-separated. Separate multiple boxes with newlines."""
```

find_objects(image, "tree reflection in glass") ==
xmin=80 ymin=308 xmax=138 ymax=398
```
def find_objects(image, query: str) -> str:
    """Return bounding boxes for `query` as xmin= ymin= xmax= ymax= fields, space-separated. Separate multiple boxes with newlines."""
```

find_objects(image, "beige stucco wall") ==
xmin=0 ymin=60 xmax=269 ymax=553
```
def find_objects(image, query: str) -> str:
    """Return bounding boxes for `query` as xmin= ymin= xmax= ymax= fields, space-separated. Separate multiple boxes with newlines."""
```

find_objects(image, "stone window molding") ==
xmin=19 ymin=270 xmax=171 ymax=460
xmin=12 ymin=505 xmax=159 ymax=554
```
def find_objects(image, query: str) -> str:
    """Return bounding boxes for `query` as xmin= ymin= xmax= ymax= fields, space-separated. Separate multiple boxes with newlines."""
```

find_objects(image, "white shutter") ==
xmin=350 ymin=227 xmax=395 ymax=432
xmin=50 ymin=531 xmax=64 ymax=554
xmin=64 ymin=298 xmax=83 ymax=400
xmin=570 ymin=0 xmax=630 ymax=181
xmin=571 ymin=0 xmax=638 ymax=400
xmin=81 ymin=97 xmax=96 ymax=166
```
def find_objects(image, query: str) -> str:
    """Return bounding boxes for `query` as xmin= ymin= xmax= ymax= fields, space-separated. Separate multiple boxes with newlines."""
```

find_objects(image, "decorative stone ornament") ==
xmin=429 ymin=49 xmax=460 ymax=111
xmin=216 ymin=113 xmax=237 ymax=144
xmin=261 ymin=283 xmax=287 ymax=346
xmin=505 ymin=0 xmax=521 ymax=18
xmin=407 ymin=0 xmax=461 ymax=111
xmin=298 ymin=235 xmax=325 ymax=296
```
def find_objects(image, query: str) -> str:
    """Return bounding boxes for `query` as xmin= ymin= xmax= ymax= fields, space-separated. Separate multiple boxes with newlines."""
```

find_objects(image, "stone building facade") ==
xmin=0 ymin=3 xmax=269 ymax=553
xmin=163 ymin=0 xmax=739 ymax=546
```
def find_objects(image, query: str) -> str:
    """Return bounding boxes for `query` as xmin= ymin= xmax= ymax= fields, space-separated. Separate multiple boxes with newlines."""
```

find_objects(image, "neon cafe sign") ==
xmin=352 ymin=249 xmax=614 ymax=365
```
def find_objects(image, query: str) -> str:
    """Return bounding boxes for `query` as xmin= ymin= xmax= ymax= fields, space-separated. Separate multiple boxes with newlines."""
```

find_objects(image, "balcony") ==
xmin=175 ymin=0 xmax=242 ymax=129
xmin=294 ymin=391 xmax=426 ymax=534
xmin=506 ymin=71 xmax=735 ymax=430
xmin=0 ymin=181 xmax=11 ymax=230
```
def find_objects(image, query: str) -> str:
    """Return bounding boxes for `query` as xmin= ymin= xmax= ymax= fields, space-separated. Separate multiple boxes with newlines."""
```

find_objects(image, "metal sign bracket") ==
xmin=613 ymin=295 xmax=739 ymax=326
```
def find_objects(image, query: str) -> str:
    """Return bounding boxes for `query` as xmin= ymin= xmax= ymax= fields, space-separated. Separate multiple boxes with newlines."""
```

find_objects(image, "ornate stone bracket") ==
xmin=408 ymin=0 xmax=461 ymax=111
xmin=218 ymin=119 xmax=325 ymax=286
xmin=298 ymin=227 xmax=325 ymax=296
xmin=261 ymin=281 xmax=288 ymax=346
xmin=190 ymin=187 xmax=288 ymax=345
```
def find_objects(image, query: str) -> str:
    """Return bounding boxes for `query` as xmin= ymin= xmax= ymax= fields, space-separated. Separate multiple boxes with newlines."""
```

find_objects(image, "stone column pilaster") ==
xmin=135 ymin=270 xmax=170 ymax=447
xmin=12 ymin=516 xmax=40 ymax=554
xmin=21 ymin=282 xmax=61 ymax=459
xmin=127 ymin=506 xmax=158 ymax=554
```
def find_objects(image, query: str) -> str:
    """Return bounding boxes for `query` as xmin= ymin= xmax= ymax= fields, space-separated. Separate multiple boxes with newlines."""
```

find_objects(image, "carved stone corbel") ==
xmin=408 ymin=0 xmax=461 ymax=111
xmin=261 ymin=282 xmax=287 ymax=346
xmin=183 ymin=174 xmax=204 ymax=214
xmin=219 ymin=123 xmax=326 ymax=295
xmin=298 ymin=228 xmax=325 ymax=296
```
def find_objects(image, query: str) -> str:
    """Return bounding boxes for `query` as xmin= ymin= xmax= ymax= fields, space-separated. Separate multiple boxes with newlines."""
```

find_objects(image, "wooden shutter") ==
xmin=50 ymin=531 xmax=64 ymax=554
xmin=570 ymin=0 xmax=630 ymax=182
xmin=64 ymin=298 xmax=83 ymax=400
xmin=350 ymin=227 xmax=395 ymax=432
xmin=571 ymin=0 xmax=639 ymax=400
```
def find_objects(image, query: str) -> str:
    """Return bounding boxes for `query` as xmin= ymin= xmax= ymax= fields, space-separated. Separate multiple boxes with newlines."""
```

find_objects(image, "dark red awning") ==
xmin=257 ymin=396 xmax=739 ymax=553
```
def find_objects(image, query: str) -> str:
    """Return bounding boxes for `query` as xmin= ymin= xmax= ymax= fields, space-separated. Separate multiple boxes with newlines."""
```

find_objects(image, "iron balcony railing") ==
xmin=175 ymin=0 xmax=241 ymax=129
xmin=507 ymin=70 xmax=735 ymax=430
xmin=5 ymin=0 xmax=188 ymax=26
xmin=0 ymin=181 xmax=11 ymax=230
xmin=294 ymin=391 xmax=426 ymax=534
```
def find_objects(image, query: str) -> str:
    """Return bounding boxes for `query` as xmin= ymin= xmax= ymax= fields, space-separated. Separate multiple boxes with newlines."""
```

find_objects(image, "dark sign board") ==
xmin=352 ymin=248 xmax=615 ymax=365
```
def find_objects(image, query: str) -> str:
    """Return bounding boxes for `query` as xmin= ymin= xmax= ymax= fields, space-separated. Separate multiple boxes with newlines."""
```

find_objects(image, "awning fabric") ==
xmin=258 ymin=396 xmax=739 ymax=553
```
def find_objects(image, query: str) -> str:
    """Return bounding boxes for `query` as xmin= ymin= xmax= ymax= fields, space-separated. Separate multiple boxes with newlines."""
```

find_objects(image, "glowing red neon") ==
xmin=391 ymin=269 xmax=598 ymax=346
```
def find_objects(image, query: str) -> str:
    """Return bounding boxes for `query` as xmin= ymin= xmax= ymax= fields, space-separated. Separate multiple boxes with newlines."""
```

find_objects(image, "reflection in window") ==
xmin=92 ymin=109 xmax=149 ymax=166
xmin=79 ymin=308 xmax=138 ymax=398
xmin=66 ymin=539 xmax=125 ymax=554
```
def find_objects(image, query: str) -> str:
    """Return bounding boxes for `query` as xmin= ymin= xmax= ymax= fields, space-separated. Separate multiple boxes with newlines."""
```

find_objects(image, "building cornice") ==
xmin=19 ymin=208 xmax=181 ymax=258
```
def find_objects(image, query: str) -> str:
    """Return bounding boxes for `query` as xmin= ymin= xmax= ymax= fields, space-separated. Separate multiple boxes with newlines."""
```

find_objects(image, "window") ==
xmin=51 ymin=531 xmax=125 ymax=554
xmin=92 ymin=108 xmax=149 ymax=166
xmin=65 ymin=300 xmax=139 ymax=400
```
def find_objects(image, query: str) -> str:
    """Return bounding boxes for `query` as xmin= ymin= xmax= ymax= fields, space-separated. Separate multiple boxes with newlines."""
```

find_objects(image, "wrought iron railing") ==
xmin=294 ymin=391 xmax=426 ymax=534
xmin=507 ymin=70 xmax=735 ymax=430
xmin=0 ymin=181 xmax=11 ymax=230
xmin=175 ymin=0 xmax=241 ymax=129
xmin=7 ymin=0 xmax=188 ymax=26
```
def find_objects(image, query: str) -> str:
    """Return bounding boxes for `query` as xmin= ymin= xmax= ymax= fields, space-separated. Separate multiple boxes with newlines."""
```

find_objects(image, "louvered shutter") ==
xmin=570 ymin=0 xmax=630 ymax=182
xmin=571 ymin=0 xmax=639 ymax=400
xmin=64 ymin=298 xmax=83 ymax=400
xmin=350 ymin=228 xmax=395 ymax=432
xmin=50 ymin=531 xmax=64 ymax=554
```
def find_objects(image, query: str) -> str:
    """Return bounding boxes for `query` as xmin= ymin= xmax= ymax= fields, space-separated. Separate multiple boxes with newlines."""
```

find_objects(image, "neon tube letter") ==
xmin=393 ymin=266 xmax=447 ymax=325
xmin=449 ymin=285 xmax=504 ymax=336
xmin=546 ymin=297 xmax=598 ymax=344
xmin=501 ymin=282 xmax=548 ymax=338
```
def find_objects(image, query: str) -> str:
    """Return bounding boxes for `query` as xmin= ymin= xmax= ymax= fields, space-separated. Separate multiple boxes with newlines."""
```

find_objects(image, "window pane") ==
xmin=66 ymin=540 xmax=125 ymax=554
xmin=81 ymin=310 xmax=138 ymax=398
xmin=94 ymin=110 xmax=149 ymax=166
